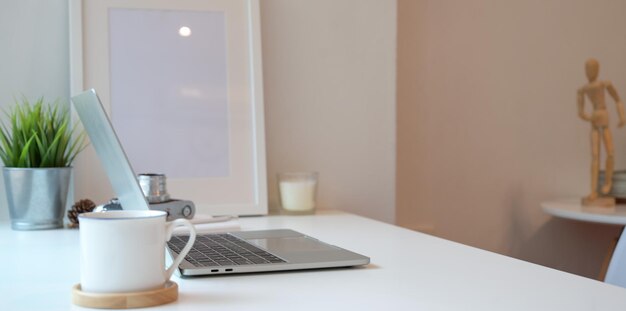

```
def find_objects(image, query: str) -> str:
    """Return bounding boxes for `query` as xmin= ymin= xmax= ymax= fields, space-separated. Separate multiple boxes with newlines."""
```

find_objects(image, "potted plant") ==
xmin=0 ymin=97 xmax=87 ymax=230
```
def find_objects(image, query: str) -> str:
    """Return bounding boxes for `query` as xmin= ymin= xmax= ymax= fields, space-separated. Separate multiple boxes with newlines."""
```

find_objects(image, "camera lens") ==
xmin=137 ymin=173 xmax=171 ymax=203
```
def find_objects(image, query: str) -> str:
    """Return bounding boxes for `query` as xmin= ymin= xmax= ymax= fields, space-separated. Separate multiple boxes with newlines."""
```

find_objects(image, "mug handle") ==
xmin=164 ymin=218 xmax=197 ymax=280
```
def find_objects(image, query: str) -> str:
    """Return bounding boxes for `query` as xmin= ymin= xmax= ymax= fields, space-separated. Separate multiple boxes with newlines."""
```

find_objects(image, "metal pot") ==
xmin=3 ymin=167 xmax=71 ymax=230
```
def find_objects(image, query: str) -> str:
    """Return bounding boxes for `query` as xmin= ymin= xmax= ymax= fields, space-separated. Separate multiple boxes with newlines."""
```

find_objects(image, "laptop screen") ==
xmin=71 ymin=89 xmax=150 ymax=210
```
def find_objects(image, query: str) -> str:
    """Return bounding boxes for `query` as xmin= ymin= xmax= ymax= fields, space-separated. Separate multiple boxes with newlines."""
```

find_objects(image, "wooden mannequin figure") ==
xmin=578 ymin=58 xmax=626 ymax=207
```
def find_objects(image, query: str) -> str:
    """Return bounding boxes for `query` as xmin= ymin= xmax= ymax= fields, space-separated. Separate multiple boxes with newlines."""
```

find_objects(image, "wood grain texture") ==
xmin=72 ymin=281 xmax=177 ymax=309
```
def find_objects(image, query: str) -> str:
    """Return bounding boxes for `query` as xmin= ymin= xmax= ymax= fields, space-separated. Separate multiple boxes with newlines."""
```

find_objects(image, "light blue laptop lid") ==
xmin=71 ymin=89 xmax=150 ymax=210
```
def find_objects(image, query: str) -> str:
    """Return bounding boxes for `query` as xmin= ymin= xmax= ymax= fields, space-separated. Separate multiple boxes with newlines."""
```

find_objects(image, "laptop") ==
xmin=71 ymin=89 xmax=370 ymax=276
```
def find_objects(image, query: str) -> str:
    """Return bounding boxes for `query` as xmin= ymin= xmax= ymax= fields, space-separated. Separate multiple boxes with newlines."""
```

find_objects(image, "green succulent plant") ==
xmin=0 ymin=97 xmax=88 ymax=168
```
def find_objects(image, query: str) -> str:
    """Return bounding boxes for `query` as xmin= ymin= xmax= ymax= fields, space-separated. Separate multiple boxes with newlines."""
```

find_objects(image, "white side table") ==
xmin=542 ymin=199 xmax=626 ymax=287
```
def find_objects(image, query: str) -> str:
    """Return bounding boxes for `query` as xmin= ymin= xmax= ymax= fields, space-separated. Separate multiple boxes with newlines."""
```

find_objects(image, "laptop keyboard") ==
xmin=168 ymin=233 xmax=287 ymax=267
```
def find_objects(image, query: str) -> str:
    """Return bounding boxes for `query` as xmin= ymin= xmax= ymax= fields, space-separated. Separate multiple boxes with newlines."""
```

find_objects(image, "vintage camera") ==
xmin=100 ymin=173 xmax=195 ymax=221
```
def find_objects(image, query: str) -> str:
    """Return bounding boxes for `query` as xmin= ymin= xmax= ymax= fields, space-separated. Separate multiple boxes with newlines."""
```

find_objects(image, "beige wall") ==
xmin=397 ymin=0 xmax=626 ymax=278
xmin=261 ymin=0 xmax=397 ymax=223
xmin=0 ymin=1 xmax=398 ymax=224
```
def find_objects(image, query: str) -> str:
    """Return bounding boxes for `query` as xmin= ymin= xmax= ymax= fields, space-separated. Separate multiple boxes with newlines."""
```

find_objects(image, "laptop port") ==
xmin=225 ymin=268 xmax=233 ymax=272
xmin=211 ymin=269 xmax=219 ymax=273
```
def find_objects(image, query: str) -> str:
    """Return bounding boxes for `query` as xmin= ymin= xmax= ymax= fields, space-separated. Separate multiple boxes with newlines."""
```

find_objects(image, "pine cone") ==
xmin=75 ymin=199 xmax=96 ymax=213
xmin=67 ymin=199 xmax=96 ymax=228
xmin=67 ymin=210 xmax=78 ymax=223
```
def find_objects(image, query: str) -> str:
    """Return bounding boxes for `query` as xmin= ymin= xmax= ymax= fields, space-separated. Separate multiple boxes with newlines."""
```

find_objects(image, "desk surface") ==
xmin=2 ymin=210 xmax=626 ymax=310
xmin=542 ymin=199 xmax=626 ymax=225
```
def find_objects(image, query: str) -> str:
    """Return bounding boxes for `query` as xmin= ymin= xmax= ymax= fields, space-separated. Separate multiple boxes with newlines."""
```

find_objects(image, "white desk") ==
xmin=2 ymin=210 xmax=626 ymax=310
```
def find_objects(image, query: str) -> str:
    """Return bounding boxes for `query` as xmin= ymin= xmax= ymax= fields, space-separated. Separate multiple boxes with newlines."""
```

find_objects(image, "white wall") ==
xmin=397 ymin=0 xmax=626 ymax=279
xmin=0 ymin=0 xmax=69 ymax=220
xmin=260 ymin=0 xmax=397 ymax=223
xmin=0 ymin=0 xmax=398 ymax=224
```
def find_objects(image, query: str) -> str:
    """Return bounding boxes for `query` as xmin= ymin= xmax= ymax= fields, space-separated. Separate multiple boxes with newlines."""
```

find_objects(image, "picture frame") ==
xmin=69 ymin=0 xmax=267 ymax=216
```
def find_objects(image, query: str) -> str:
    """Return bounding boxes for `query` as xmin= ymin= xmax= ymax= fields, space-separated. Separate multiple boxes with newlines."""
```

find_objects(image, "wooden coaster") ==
xmin=72 ymin=281 xmax=178 ymax=309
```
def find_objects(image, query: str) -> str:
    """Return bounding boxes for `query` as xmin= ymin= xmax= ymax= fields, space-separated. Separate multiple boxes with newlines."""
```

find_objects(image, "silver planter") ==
xmin=3 ymin=167 xmax=71 ymax=230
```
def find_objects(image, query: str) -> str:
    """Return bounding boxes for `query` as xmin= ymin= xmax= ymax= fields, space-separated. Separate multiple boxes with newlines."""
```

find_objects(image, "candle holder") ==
xmin=277 ymin=172 xmax=319 ymax=214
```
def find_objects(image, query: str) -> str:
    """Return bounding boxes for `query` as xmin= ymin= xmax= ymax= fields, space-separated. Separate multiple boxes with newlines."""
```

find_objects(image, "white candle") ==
xmin=279 ymin=178 xmax=317 ymax=212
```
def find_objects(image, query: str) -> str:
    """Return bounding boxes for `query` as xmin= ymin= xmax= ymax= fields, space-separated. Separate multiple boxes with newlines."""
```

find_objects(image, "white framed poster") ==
xmin=69 ymin=0 xmax=267 ymax=216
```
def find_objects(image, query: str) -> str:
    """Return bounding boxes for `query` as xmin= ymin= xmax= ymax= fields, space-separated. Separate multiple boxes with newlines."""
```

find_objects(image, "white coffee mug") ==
xmin=78 ymin=210 xmax=196 ymax=293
